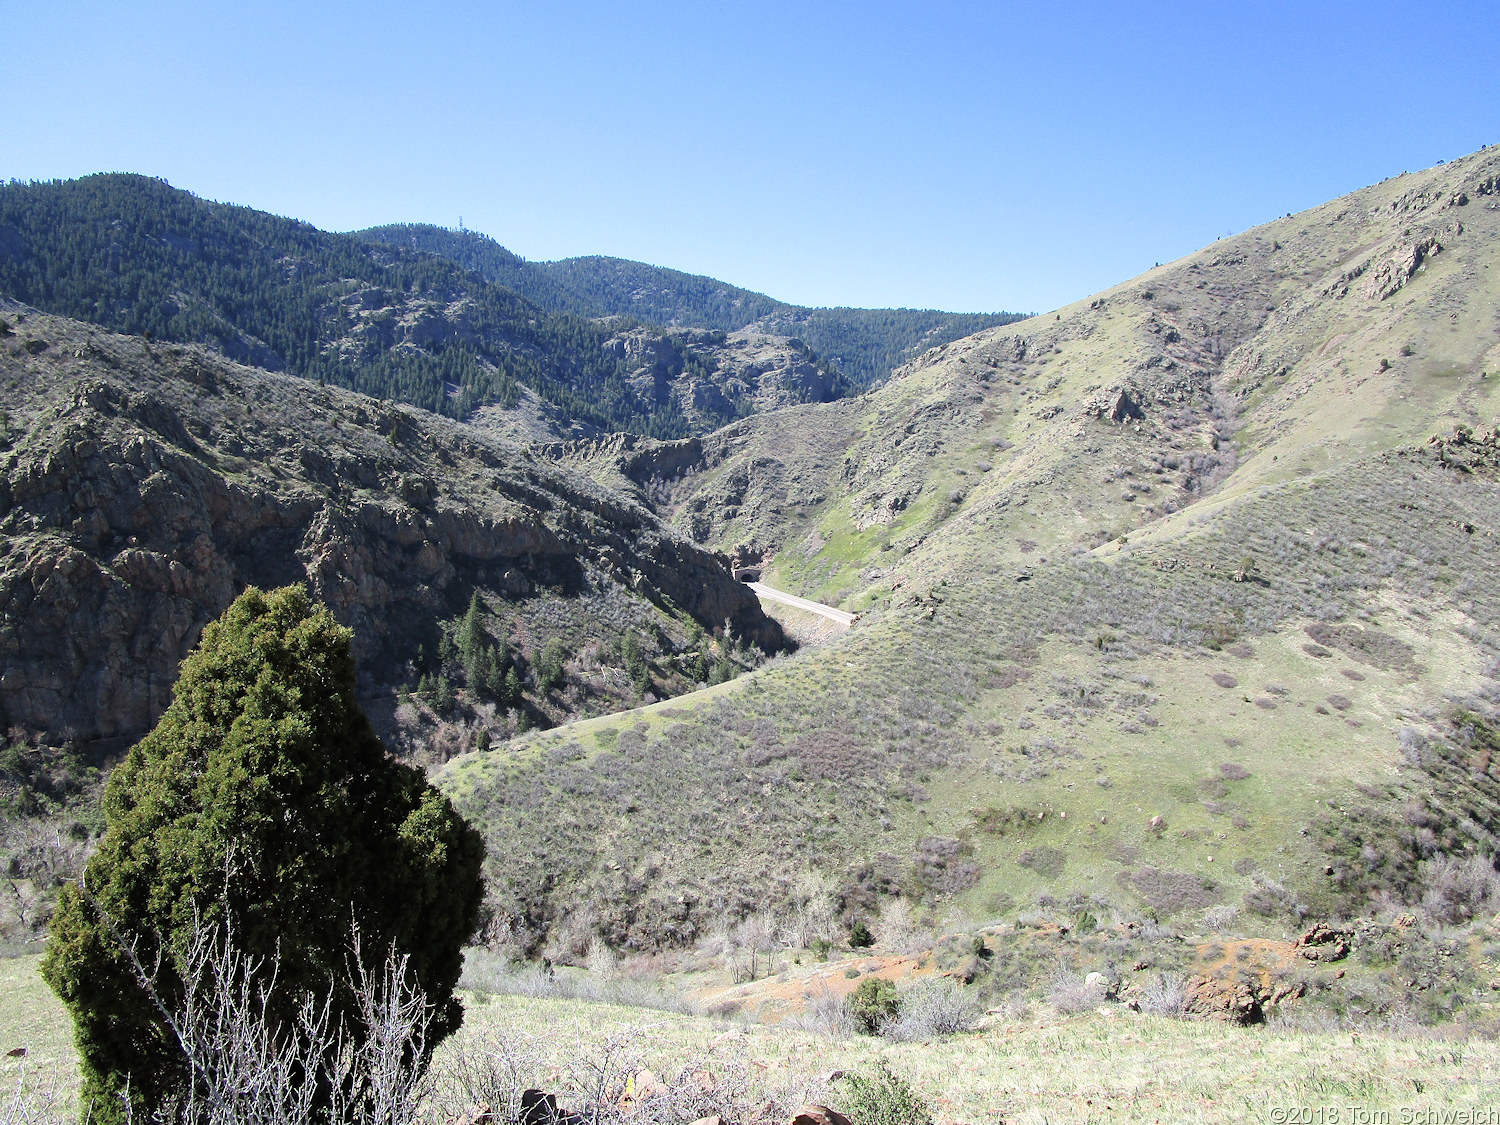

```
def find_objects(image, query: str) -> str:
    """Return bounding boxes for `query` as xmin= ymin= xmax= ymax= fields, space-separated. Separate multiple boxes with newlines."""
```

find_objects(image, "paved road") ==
xmin=747 ymin=582 xmax=856 ymax=628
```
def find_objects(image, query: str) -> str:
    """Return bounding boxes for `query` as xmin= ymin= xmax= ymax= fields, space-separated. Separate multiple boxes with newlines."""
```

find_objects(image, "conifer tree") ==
xmin=620 ymin=630 xmax=650 ymax=694
xmin=456 ymin=591 xmax=484 ymax=682
xmin=41 ymin=586 xmax=484 ymax=1124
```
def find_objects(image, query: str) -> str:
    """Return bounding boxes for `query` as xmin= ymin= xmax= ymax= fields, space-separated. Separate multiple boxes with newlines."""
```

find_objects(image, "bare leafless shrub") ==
xmin=439 ymin=1027 xmax=826 ymax=1125
xmin=782 ymin=872 xmax=839 ymax=950
xmin=873 ymin=899 xmax=931 ymax=956
xmin=1137 ymin=973 xmax=1186 ymax=1017
xmin=1048 ymin=971 xmax=1106 ymax=1015
xmin=1130 ymin=918 xmax=1175 ymax=942
xmin=793 ymin=730 xmax=865 ymax=781
xmin=1118 ymin=868 xmax=1219 ymax=915
xmin=1199 ymin=904 xmax=1241 ymax=933
xmin=430 ymin=1025 xmax=544 ymax=1124
xmin=1268 ymin=1005 xmax=1341 ymax=1034
xmin=459 ymin=948 xmax=698 ymax=1016
xmin=100 ymin=909 xmax=432 ymax=1125
xmin=542 ymin=907 xmax=597 ymax=966
xmin=882 ymin=978 xmax=982 ymax=1041
xmin=707 ymin=913 xmax=782 ymax=983
xmin=579 ymin=936 xmax=615 ymax=984
xmin=0 ymin=1063 xmax=64 ymax=1125
xmin=1398 ymin=727 xmax=1429 ymax=766
xmin=1243 ymin=879 xmax=1304 ymax=921
xmin=735 ymin=913 xmax=778 ymax=953
xmin=787 ymin=983 xmax=855 ymax=1039
xmin=985 ymin=990 xmax=1031 ymax=1023
xmin=909 ymin=835 xmax=978 ymax=897
xmin=1015 ymin=846 xmax=1066 ymax=879
xmin=1419 ymin=854 xmax=1500 ymax=924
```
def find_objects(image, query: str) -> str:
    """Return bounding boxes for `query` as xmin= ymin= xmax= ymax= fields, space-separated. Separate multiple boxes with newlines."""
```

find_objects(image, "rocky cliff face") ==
xmin=597 ymin=325 xmax=845 ymax=434
xmin=0 ymin=304 xmax=779 ymax=750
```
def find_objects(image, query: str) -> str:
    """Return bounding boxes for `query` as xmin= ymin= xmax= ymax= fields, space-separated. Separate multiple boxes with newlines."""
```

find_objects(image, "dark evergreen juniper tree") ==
xmin=41 ymin=586 xmax=484 ymax=1124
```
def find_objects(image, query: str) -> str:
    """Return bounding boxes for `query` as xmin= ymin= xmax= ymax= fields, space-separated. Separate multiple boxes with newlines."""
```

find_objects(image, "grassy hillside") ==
xmin=440 ymin=147 xmax=1500 ymax=965
xmin=355 ymin=224 xmax=1028 ymax=389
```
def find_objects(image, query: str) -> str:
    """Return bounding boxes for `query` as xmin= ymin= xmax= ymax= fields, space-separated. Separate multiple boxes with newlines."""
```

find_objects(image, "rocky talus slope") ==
xmin=0 ymin=304 xmax=778 ymax=751
xmin=593 ymin=325 xmax=845 ymax=435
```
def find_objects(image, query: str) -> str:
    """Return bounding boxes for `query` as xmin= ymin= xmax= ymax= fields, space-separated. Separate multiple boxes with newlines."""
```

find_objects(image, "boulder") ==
xmin=1088 ymin=386 xmax=1146 ymax=423
xmin=1296 ymin=923 xmax=1351 ymax=962
xmin=620 ymin=1068 xmax=669 ymax=1106
xmin=791 ymin=1107 xmax=853 ymax=1125
xmin=519 ymin=1091 xmax=557 ymax=1125
xmin=1108 ymin=388 xmax=1145 ymax=423
xmin=1361 ymin=236 xmax=1442 ymax=301
xmin=1184 ymin=971 xmax=1305 ymax=1024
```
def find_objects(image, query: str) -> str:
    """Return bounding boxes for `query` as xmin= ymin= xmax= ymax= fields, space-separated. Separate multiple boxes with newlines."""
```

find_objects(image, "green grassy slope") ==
xmin=441 ymin=147 xmax=1500 ymax=952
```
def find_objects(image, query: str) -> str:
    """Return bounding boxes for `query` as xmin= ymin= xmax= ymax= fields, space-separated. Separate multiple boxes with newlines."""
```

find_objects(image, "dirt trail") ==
xmin=698 ymin=953 xmax=933 ymax=1022
xmin=746 ymin=582 xmax=855 ymax=628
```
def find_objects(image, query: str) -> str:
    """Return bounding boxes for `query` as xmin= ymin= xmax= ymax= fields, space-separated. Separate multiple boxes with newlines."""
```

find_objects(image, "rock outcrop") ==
xmin=0 ymin=305 xmax=780 ymax=748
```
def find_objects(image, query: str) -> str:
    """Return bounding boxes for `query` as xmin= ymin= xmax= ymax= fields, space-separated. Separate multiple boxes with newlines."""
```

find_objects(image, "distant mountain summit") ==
xmin=355 ymin=224 xmax=1026 ymax=390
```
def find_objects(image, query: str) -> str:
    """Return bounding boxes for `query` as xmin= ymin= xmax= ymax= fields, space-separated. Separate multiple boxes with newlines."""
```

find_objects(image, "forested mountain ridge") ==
xmin=0 ymin=176 xmax=841 ymax=438
xmin=356 ymin=223 xmax=1027 ymax=389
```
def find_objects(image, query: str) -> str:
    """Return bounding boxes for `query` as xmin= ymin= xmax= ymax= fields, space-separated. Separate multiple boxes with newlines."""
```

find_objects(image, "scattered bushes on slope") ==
xmin=1310 ymin=709 xmax=1500 ymax=920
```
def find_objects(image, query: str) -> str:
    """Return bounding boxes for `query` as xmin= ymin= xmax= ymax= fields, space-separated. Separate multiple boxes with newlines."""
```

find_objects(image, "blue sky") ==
xmin=7 ymin=1 xmax=1498 ymax=313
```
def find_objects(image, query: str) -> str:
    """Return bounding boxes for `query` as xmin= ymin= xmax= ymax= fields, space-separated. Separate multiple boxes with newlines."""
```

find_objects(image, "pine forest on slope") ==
xmin=0 ymin=176 xmax=1024 ymax=443
xmin=355 ymin=223 xmax=1026 ymax=390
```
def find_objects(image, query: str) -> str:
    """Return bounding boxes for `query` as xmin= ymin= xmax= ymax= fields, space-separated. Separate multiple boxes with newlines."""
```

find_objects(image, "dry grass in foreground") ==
xmin=452 ymin=988 xmax=1498 ymax=1124
xmin=3 ymin=952 xmax=1497 ymax=1124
